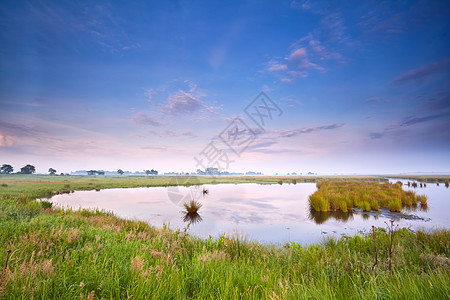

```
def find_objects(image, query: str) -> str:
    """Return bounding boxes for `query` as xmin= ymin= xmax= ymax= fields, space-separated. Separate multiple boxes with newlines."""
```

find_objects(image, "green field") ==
xmin=0 ymin=175 xmax=449 ymax=299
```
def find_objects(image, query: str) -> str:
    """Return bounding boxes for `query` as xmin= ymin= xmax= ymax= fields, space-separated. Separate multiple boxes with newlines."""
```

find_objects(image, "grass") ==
xmin=309 ymin=181 xmax=428 ymax=213
xmin=0 ymin=174 xmax=449 ymax=299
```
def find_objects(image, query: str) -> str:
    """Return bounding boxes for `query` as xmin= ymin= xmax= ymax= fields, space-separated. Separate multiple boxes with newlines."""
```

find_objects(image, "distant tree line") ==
xmin=0 ymin=164 xmax=159 ymax=176
xmin=0 ymin=164 xmax=61 ymax=175
xmin=0 ymin=164 xmax=37 ymax=174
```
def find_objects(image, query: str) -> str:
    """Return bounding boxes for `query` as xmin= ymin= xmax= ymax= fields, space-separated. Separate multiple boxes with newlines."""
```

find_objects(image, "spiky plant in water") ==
xmin=183 ymin=200 xmax=203 ymax=224
xmin=184 ymin=199 xmax=202 ymax=213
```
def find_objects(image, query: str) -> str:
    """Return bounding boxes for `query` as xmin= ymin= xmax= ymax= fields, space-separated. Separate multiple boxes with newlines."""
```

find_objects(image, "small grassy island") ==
xmin=309 ymin=181 xmax=428 ymax=212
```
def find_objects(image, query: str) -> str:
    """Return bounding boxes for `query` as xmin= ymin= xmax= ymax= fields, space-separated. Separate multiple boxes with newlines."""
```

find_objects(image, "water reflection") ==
xmin=402 ymin=203 xmax=429 ymax=213
xmin=183 ymin=211 xmax=203 ymax=224
xmin=49 ymin=182 xmax=448 ymax=245
xmin=308 ymin=208 xmax=354 ymax=224
xmin=308 ymin=202 xmax=429 ymax=224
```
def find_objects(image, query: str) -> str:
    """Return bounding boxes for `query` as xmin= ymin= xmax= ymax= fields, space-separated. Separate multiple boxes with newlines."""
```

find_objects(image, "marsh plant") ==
xmin=371 ymin=220 xmax=400 ymax=272
xmin=309 ymin=181 xmax=427 ymax=213
xmin=182 ymin=200 xmax=203 ymax=224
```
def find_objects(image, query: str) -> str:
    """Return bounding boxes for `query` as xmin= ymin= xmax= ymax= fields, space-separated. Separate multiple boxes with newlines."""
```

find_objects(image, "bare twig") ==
xmin=4 ymin=250 xmax=11 ymax=270
xmin=371 ymin=226 xmax=378 ymax=270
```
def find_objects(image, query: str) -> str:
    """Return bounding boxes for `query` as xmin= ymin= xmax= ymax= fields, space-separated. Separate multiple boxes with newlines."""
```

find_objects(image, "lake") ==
xmin=49 ymin=180 xmax=449 ymax=245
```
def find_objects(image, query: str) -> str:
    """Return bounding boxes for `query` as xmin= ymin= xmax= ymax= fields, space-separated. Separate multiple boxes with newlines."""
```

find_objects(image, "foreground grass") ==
xmin=0 ymin=175 xmax=449 ymax=299
xmin=309 ymin=181 xmax=428 ymax=213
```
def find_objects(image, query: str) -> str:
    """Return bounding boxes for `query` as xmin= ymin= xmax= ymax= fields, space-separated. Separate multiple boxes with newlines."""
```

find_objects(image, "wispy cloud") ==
xmin=365 ymin=97 xmax=380 ymax=103
xmin=369 ymin=111 xmax=450 ymax=140
xmin=359 ymin=7 xmax=406 ymax=40
xmin=321 ymin=12 xmax=350 ymax=44
xmin=418 ymin=90 xmax=450 ymax=111
xmin=277 ymin=123 xmax=345 ymax=138
xmin=392 ymin=59 xmax=450 ymax=85
xmin=147 ymin=129 xmax=197 ymax=138
xmin=368 ymin=132 xmax=385 ymax=140
xmin=393 ymin=112 xmax=450 ymax=128
xmin=131 ymin=111 xmax=161 ymax=126
xmin=162 ymin=81 xmax=222 ymax=118
xmin=267 ymin=34 xmax=344 ymax=82
xmin=267 ymin=60 xmax=288 ymax=72
xmin=0 ymin=121 xmax=43 ymax=138
xmin=140 ymin=145 xmax=168 ymax=151
xmin=165 ymin=90 xmax=205 ymax=115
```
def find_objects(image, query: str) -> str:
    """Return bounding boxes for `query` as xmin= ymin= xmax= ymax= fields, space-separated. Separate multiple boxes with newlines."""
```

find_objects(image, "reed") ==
xmin=309 ymin=181 xmax=428 ymax=212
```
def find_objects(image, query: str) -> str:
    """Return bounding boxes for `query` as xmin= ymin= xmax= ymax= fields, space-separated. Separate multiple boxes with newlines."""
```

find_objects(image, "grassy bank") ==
xmin=0 ymin=175 xmax=449 ymax=299
xmin=309 ymin=181 xmax=428 ymax=213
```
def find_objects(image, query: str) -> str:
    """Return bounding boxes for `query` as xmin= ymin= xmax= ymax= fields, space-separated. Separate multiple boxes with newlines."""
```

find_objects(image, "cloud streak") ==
xmin=131 ymin=111 xmax=161 ymax=126
xmin=369 ymin=111 xmax=450 ymax=140
xmin=277 ymin=123 xmax=345 ymax=138
xmin=392 ymin=59 xmax=450 ymax=85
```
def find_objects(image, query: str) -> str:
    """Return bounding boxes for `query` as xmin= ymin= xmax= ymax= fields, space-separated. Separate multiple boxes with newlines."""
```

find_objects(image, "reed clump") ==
xmin=309 ymin=181 xmax=428 ymax=213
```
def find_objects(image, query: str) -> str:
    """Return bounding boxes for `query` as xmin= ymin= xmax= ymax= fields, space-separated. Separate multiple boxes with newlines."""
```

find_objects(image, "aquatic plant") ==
xmin=183 ymin=199 xmax=202 ymax=213
xmin=388 ymin=198 xmax=402 ymax=212
xmin=309 ymin=181 xmax=427 ymax=213
xmin=416 ymin=195 xmax=428 ymax=205
xmin=308 ymin=194 xmax=329 ymax=212
xmin=361 ymin=201 xmax=371 ymax=212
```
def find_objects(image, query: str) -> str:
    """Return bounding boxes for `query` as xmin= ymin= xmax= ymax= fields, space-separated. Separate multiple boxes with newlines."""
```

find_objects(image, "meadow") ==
xmin=308 ymin=181 xmax=428 ymax=213
xmin=0 ymin=175 xmax=448 ymax=299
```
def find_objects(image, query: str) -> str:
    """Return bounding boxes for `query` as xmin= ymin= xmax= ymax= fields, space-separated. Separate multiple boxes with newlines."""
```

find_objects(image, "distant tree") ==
xmin=1 ymin=164 xmax=13 ymax=174
xmin=87 ymin=170 xmax=97 ymax=175
xmin=117 ymin=169 xmax=124 ymax=175
xmin=145 ymin=170 xmax=151 ymax=175
xmin=20 ymin=164 xmax=36 ymax=174
xmin=150 ymin=169 xmax=158 ymax=175
xmin=48 ymin=168 xmax=57 ymax=175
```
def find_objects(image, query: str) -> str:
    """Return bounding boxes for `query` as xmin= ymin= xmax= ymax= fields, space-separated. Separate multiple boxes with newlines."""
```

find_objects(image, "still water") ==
xmin=50 ymin=181 xmax=449 ymax=245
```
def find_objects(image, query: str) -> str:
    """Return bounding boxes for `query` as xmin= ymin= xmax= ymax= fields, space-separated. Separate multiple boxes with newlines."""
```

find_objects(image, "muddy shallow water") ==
xmin=49 ymin=180 xmax=449 ymax=245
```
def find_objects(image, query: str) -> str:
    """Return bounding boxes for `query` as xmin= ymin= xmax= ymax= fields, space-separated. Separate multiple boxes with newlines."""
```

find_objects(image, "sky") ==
xmin=0 ymin=0 xmax=449 ymax=175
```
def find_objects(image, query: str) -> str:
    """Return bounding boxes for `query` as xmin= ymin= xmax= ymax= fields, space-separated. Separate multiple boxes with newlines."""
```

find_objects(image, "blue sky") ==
xmin=0 ymin=0 xmax=449 ymax=174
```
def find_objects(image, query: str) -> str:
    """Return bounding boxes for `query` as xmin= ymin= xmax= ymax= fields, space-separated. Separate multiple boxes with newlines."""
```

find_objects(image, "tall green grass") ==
xmin=309 ymin=181 xmax=428 ymax=213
